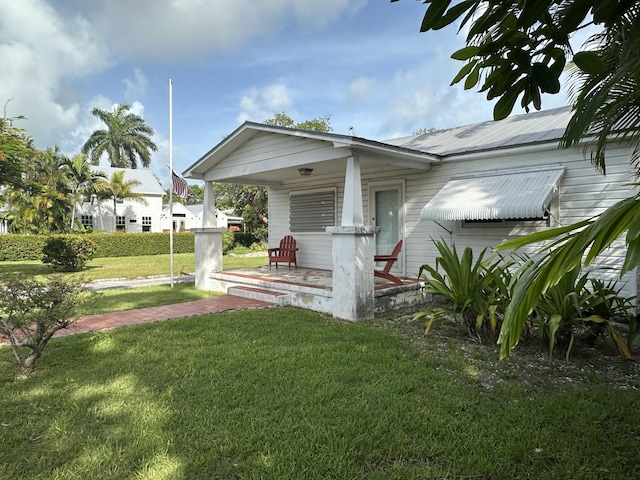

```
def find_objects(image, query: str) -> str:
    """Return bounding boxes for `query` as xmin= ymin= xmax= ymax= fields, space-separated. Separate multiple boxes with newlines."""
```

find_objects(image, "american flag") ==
xmin=171 ymin=170 xmax=189 ymax=199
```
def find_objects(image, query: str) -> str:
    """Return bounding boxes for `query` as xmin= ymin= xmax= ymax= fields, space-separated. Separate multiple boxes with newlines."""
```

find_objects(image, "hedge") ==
xmin=0 ymin=232 xmax=195 ymax=261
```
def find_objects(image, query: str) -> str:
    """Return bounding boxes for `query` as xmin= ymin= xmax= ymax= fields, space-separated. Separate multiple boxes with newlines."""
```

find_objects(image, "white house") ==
xmin=160 ymin=203 xmax=243 ymax=232
xmin=76 ymin=167 xmax=166 ymax=233
xmin=184 ymin=107 xmax=638 ymax=321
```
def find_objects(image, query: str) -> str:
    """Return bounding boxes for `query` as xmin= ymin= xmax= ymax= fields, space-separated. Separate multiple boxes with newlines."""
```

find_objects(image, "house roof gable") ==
xmin=183 ymin=122 xmax=439 ymax=184
xmin=95 ymin=167 xmax=166 ymax=196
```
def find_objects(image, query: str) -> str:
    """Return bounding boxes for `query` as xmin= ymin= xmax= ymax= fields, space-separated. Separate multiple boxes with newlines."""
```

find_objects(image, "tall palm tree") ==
xmin=63 ymin=153 xmax=106 ymax=228
xmin=82 ymin=104 xmax=158 ymax=169
xmin=95 ymin=170 xmax=147 ymax=232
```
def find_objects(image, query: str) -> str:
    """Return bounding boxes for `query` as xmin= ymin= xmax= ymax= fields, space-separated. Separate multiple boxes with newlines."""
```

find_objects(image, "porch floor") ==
xmin=217 ymin=266 xmax=420 ymax=291
xmin=209 ymin=266 xmax=426 ymax=318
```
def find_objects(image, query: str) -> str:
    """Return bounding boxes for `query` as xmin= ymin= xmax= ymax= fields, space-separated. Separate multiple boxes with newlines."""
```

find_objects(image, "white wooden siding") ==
xmin=211 ymin=133 xmax=348 ymax=180
xmin=267 ymin=142 xmax=636 ymax=297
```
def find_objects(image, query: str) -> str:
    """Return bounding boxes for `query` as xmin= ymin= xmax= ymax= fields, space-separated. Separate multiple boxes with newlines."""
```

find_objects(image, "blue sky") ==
xmin=1 ymin=0 xmax=573 ymax=189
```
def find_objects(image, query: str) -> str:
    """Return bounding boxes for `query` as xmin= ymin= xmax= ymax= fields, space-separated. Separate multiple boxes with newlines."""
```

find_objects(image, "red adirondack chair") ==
xmin=374 ymin=240 xmax=403 ymax=284
xmin=268 ymin=235 xmax=298 ymax=270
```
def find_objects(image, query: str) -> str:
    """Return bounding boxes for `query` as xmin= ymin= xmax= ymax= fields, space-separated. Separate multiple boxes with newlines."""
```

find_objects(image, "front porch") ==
xmin=211 ymin=266 xmax=427 ymax=316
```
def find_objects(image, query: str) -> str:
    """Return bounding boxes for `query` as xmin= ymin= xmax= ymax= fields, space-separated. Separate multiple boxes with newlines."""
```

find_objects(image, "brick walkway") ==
xmin=55 ymin=294 xmax=274 ymax=338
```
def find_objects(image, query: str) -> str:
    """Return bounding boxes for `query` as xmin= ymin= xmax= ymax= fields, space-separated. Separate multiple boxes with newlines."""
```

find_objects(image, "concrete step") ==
xmin=228 ymin=286 xmax=291 ymax=306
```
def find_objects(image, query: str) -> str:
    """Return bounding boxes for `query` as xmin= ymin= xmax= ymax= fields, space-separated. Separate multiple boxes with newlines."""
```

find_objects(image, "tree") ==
xmin=2 ymin=147 xmax=72 ymax=234
xmin=399 ymin=1 xmax=640 ymax=358
xmin=95 ymin=170 xmax=147 ymax=232
xmin=264 ymin=112 xmax=333 ymax=133
xmin=401 ymin=0 xmax=640 ymax=172
xmin=82 ymin=104 xmax=158 ymax=168
xmin=412 ymin=127 xmax=443 ymax=135
xmin=0 ymin=104 xmax=35 ymax=189
xmin=63 ymin=153 xmax=106 ymax=228
xmin=162 ymin=183 xmax=204 ymax=205
xmin=218 ymin=113 xmax=333 ymax=236
xmin=0 ymin=275 xmax=91 ymax=374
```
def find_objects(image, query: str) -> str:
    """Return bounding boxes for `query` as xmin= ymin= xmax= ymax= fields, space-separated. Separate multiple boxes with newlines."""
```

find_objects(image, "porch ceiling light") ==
xmin=298 ymin=167 xmax=313 ymax=176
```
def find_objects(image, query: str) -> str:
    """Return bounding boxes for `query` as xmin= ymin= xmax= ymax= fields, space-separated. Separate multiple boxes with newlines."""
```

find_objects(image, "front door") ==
xmin=371 ymin=184 xmax=403 ymax=273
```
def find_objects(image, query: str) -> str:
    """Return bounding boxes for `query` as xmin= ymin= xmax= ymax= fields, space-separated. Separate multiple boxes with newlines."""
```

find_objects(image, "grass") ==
xmin=1 ymin=308 xmax=639 ymax=479
xmin=79 ymin=282 xmax=220 ymax=315
xmin=0 ymin=252 xmax=266 ymax=315
xmin=0 ymin=253 xmax=267 ymax=282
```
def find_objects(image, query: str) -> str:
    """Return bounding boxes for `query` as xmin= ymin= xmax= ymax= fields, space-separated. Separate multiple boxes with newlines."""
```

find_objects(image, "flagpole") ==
xmin=169 ymin=78 xmax=174 ymax=288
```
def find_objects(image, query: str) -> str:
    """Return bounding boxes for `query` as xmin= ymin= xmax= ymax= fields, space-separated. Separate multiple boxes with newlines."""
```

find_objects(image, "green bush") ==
xmin=0 ymin=275 xmax=92 ymax=373
xmin=533 ymin=267 xmax=635 ymax=360
xmin=0 ymin=232 xmax=195 ymax=261
xmin=234 ymin=232 xmax=260 ymax=248
xmin=42 ymin=235 xmax=97 ymax=271
xmin=0 ymin=235 xmax=47 ymax=261
xmin=415 ymin=240 xmax=514 ymax=341
xmin=223 ymin=230 xmax=235 ymax=253
xmin=90 ymin=232 xmax=194 ymax=257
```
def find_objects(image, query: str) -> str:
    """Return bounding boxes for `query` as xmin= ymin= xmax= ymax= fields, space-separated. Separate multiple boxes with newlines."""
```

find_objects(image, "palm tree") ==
xmin=82 ymin=104 xmax=158 ymax=169
xmin=2 ymin=147 xmax=73 ymax=233
xmin=95 ymin=170 xmax=147 ymax=232
xmin=494 ymin=5 xmax=640 ymax=359
xmin=63 ymin=153 xmax=106 ymax=228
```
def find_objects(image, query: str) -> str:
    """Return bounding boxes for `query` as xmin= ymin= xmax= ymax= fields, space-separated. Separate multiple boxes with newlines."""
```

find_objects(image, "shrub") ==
xmin=223 ymin=229 xmax=235 ymax=253
xmin=42 ymin=235 xmax=97 ymax=271
xmin=415 ymin=240 xmax=514 ymax=341
xmin=234 ymin=232 xmax=260 ymax=248
xmin=0 ymin=232 xmax=195 ymax=261
xmin=0 ymin=235 xmax=47 ymax=261
xmin=533 ymin=267 xmax=634 ymax=360
xmin=0 ymin=275 xmax=93 ymax=374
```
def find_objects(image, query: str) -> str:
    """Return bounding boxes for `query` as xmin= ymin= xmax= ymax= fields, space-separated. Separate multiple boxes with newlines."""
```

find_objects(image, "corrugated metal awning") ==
xmin=420 ymin=165 xmax=565 ymax=221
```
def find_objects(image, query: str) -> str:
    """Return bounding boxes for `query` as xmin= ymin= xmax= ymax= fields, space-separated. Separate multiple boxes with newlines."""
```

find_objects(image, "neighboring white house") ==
xmin=76 ymin=167 xmax=166 ymax=233
xmin=184 ymin=107 xmax=638 ymax=321
xmin=160 ymin=203 xmax=243 ymax=232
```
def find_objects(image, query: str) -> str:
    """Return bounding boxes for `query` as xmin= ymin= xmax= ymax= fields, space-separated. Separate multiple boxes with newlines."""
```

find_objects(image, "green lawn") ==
xmin=1 ymin=309 xmax=639 ymax=479
xmin=0 ymin=253 xmax=266 ymax=282
xmin=79 ymin=282 xmax=220 ymax=315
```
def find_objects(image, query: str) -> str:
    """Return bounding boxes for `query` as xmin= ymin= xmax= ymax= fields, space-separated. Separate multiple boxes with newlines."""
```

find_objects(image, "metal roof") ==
xmin=420 ymin=165 xmax=566 ymax=221
xmin=94 ymin=167 xmax=166 ymax=195
xmin=388 ymin=107 xmax=572 ymax=156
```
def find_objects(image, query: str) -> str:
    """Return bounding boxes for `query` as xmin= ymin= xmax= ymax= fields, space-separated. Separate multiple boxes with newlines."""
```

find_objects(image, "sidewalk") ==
xmin=0 ymin=276 xmax=274 ymax=345
xmin=59 ymin=293 xmax=274 ymax=338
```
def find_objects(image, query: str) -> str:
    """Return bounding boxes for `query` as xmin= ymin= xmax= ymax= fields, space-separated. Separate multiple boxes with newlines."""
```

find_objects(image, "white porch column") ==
xmin=341 ymin=155 xmax=364 ymax=226
xmin=202 ymin=180 xmax=218 ymax=227
xmin=327 ymin=155 xmax=378 ymax=321
xmin=193 ymin=181 xmax=224 ymax=291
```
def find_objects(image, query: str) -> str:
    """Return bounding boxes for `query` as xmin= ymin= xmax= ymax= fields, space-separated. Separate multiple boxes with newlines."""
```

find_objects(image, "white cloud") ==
xmin=236 ymin=84 xmax=294 ymax=124
xmin=71 ymin=0 xmax=366 ymax=61
xmin=123 ymin=68 xmax=148 ymax=99
xmin=348 ymin=77 xmax=377 ymax=100
xmin=0 ymin=0 xmax=111 ymax=150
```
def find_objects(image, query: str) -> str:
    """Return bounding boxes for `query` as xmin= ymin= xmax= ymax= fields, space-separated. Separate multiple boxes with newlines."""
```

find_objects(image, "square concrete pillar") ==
xmin=326 ymin=225 xmax=379 ymax=321
xmin=192 ymin=227 xmax=225 ymax=291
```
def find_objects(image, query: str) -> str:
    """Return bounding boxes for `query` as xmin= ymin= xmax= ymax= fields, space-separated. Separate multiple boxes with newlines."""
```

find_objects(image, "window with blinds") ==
xmin=290 ymin=191 xmax=335 ymax=232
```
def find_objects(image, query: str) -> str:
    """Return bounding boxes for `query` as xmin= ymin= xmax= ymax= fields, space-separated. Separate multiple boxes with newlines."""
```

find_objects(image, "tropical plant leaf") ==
xmin=573 ymin=51 xmax=608 ymax=75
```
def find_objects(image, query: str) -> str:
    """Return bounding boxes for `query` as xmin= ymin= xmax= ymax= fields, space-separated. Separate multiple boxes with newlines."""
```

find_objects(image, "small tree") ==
xmin=0 ymin=276 xmax=92 ymax=374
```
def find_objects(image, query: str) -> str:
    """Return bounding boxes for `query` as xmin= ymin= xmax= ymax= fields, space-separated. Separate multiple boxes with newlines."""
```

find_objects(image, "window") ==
xmin=142 ymin=216 xmax=152 ymax=232
xmin=80 ymin=215 xmax=93 ymax=229
xmin=116 ymin=216 xmax=126 ymax=231
xmin=290 ymin=191 xmax=335 ymax=232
